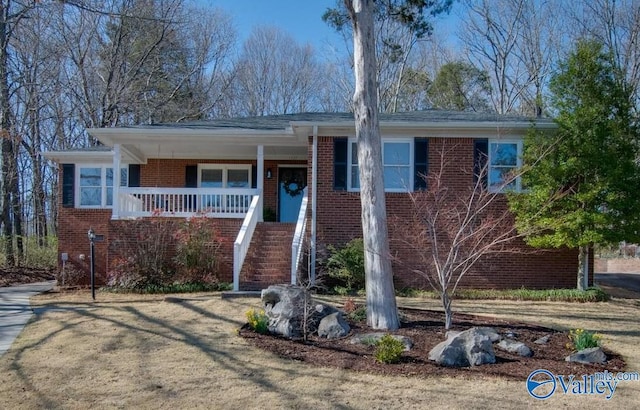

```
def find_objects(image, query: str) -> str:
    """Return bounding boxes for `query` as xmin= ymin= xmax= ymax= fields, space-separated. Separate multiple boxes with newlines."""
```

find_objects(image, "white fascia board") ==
xmin=41 ymin=150 xmax=113 ymax=163
xmin=87 ymin=127 xmax=302 ymax=146
xmin=291 ymin=120 xmax=556 ymax=137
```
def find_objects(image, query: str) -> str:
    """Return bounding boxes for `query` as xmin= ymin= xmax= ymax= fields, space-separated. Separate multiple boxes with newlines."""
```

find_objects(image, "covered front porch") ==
xmin=97 ymin=127 xmax=311 ymax=291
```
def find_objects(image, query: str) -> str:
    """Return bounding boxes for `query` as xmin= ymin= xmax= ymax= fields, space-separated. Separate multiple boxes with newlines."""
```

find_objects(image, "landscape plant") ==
xmin=394 ymin=144 xmax=533 ymax=329
xmin=324 ymin=238 xmax=366 ymax=294
xmin=246 ymin=308 xmax=269 ymax=334
xmin=509 ymin=40 xmax=640 ymax=290
xmin=107 ymin=217 xmax=175 ymax=290
xmin=374 ymin=334 xmax=405 ymax=364
xmin=173 ymin=215 xmax=224 ymax=284
xmin=567 ymin=328 xmax=603 ymax=351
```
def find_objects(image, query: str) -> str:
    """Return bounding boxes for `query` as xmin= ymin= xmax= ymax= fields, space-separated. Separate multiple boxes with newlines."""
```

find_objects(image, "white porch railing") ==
xmin=233 ymin=195 xmax=261 ymax=292
xmin=117 ymin=187 xmax=259 ymax=218
xmin=291 ymin=188 xmax=309 ymax=286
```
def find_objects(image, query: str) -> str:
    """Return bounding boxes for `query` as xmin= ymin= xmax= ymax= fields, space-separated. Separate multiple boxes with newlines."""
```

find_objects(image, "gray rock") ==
xmin=504 ymin=330 xmax=518 ymax=339
xmin=445 ymin=330 xmax=461 ymax=339
xmin=565 ymin=347 xmax=607 ymax=364
xmin=350 ymin=333 xmax=413 ymax=351
xmin=318 ymin=312 xmax=350 ymax=339
xmin=261 ymin=284 xmax=337 ymax=338
xmin=497 ymin=339 xmax=534 ymax=357
xmin=534 ymin=334 xmax=551 ymax=345
xmin=475 ymin=327 xmax=502 ymax=342
xmin=429 ymin=327 xmax=496 ymax=367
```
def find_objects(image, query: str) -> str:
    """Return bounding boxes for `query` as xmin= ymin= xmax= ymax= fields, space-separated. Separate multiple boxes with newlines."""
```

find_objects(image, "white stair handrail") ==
xmin=233 ymin=195 xmax=261 ymax=291
xmin=291 ymin=188 xmax=309 ymax=285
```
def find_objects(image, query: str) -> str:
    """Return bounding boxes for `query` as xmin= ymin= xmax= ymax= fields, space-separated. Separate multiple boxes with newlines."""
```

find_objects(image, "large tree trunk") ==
xmin=347 ymin=0 xmax=399 ymax=330
xmin=577 ymin=244 xmax=590 ymax=290
xmin=0 ymin=2 xmax=14 ymax=266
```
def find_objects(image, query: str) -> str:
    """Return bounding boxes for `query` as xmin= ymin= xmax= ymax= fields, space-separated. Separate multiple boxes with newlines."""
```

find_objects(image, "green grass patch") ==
xmin=396 ymin=287 xmax=609 ymax=302
xmin=102 ymin=281 xmax=232 ymax=294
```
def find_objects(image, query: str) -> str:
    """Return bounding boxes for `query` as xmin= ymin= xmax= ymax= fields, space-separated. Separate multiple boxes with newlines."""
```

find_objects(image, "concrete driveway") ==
xmin=0 ymin=281 xmax=55 ymax=356
xmin=595 ymin=271 xmax=640 ymax=293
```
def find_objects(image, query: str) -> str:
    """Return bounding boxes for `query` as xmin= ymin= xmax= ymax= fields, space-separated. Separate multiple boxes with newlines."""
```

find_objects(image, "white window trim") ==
xmin=347 ymin=138 xmax=414 ymax=193
xmin=76 ymin=164 xmax=128 ymax=208
xmin=197 ymin=164 xmax=252 ymax=188
xmin=488 ymin=139 xmax=523 ymax=193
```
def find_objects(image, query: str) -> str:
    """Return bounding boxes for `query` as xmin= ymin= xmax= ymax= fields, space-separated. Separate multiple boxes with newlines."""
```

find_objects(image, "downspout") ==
xmin=311 ymin=126 xmax=318 ymax=285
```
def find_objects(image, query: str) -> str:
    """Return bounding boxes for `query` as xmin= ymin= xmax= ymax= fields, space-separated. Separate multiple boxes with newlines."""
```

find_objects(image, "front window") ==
xmin=348 ymin=139 xmax=413 ymax=192
xmin=488 ymin=141 xmax=522 ymax=192
xmin=78 ymin=166 xmax=128 ymax=207
xmin=198 ymin=165 xmax=251 ymax=188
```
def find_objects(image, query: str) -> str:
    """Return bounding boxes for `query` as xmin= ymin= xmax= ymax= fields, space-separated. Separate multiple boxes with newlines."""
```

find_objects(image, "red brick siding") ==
xmin=108 ymin=218 xmax=241 ymax=283
xmin=313 ymin=136 xmax=583 ymax=289
xmin=57 ymin=205 xmax=112 ymax=285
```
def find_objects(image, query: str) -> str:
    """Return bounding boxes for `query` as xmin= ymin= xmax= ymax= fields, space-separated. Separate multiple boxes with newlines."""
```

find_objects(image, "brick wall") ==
xmin=108 ymin=218 xmax=241 ymax=283
xmin=313 ymin=136 xmax=583 ymax=289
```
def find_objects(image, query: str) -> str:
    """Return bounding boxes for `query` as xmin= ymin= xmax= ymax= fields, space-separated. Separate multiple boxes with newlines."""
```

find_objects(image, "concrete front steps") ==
xmin=239 ymin=222 xmax=295 ymax=291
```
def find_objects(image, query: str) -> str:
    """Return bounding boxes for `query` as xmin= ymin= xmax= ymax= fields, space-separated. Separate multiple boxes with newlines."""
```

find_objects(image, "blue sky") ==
xmin=211 ymin=0 xmax=344 ymax=51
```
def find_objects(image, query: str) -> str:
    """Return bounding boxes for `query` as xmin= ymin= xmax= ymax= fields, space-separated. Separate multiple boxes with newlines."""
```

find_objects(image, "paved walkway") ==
xmin=595 ymin=271 xmax=640 ymax=293
xmin=0 ymin=281 xmax=55 ymax=357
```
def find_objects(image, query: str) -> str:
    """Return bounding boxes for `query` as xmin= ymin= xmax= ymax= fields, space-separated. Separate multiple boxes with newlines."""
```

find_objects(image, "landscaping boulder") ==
xmin=429 ymin=327 xmax=496 ymax=367
xmin=565 ymin=347 xmax=607 ymax=364
xmin=261 ymin=284 xmax=338 ymax=338
xmin=318 ymin=312 xmax=350 ymax=339
xmin=534 ymin=334 xmax=551 ymax=345
xmin=497 ymin=339 xmax=534 ymax=357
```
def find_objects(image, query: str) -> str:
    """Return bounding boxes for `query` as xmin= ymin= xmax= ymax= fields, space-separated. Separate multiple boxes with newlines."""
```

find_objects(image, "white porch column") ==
xmin=112 ymin=144 xmax=121 ymax=220
xmin=257 ymin=145 xmax=264 ymax=222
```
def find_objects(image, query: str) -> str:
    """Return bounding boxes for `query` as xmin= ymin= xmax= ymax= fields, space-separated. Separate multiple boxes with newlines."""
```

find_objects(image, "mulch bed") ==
xmin=239 ymin=308 xmax=626 ymax=380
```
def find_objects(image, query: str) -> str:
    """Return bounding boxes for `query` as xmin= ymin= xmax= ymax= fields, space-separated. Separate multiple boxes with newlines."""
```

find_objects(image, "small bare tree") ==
xmin=395 ymin=143 xmax=539 ymax=329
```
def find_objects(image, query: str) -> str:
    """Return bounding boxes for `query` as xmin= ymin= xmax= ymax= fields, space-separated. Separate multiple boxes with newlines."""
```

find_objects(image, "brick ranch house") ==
xmin=44 ymin=111 xmax=591 ymax=291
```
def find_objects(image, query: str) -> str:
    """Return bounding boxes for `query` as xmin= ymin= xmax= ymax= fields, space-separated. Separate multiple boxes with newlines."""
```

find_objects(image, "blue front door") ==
xmin=278 ymin=167 xmax=307 ymax=222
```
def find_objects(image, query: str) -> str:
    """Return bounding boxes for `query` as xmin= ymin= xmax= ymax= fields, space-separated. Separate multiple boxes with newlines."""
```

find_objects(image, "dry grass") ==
xmin=0 ymin=289 xmax=638 ymax=409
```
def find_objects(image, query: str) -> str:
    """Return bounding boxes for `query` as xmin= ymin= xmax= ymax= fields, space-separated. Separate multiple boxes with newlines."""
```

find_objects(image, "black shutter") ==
xmin=185 ymin=165 xmax=198 ymax=188
xmin=414 ymin=138 xmax=428 ymax=191
xmin=251 ymin=165 xmax=257 ymax=189
xmin=128 ymin=164 xmax=140 ymax=187
xmin=474 ymin=139 xmax=489 ymax=188
xmin=334 ymin=138 xmax=348 ymax=191
xmin=62 ymin=164 xmax=75 ymax=208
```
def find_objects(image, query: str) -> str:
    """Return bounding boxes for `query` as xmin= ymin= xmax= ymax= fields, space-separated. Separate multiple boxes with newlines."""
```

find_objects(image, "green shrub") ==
xmin=325 ymin=238 xmax=365 ymax=293
xmin=375 ymin=334 xmax=405 ymax=364
xmin=567 ymin=328 xmax=603 ymax=351
xmin=394 ymin=287 xmax=609 ymax=302
xmin=246 ymin=308 xmax=269 ymax=334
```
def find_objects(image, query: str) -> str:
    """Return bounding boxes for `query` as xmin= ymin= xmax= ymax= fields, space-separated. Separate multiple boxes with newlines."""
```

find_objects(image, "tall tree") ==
xmin=509 ymin=40 xmax=640 ymax=290
xmin=339 ymin=0 xmax=452 ymax=330
xmin=427 ymin=61 xmax=491 ymax=111
xmin=232 ymin=26 xmax=321 ymax=116
xmin=0 ymin=0 xmax=37 ymax=266
xmin=344 ymin=0 xmax=399 ymax=330
xmin=325 ymin=0 xmax=452 ymax=113
xmin=567 ymin=0 xmax=640 ymax=111
xmin=458 ymin=0 xmax=528 ymax=114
